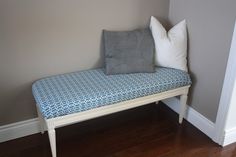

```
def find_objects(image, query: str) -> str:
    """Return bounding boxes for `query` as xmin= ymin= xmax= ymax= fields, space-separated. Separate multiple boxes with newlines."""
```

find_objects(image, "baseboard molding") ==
xmin=0 ymin=118 xmax=40 ymax=143
xmin=222 ymin=127 xmax=236 ymax=146
xmin=0 ymin=98 xmax=216 ymax=143
xmin=162 ymin=97 xmax=215 ymax=139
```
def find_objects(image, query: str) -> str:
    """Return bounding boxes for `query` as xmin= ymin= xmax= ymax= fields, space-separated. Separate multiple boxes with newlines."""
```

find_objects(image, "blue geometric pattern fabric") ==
xmin=32 ymin=68 xmax=191 ymax=119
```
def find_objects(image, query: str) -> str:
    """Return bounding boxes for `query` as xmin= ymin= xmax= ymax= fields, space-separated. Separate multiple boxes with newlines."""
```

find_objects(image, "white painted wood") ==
xmin=48 ymin=129 xmax=56 ymax=157
xmin=162 ymin=97 xmax=215 ymax=139
xmin=214 ymin=20 xmax=236 ymax=145
xmin=179 ymin=92 xmax=188 ymax=124
xmin=0 ymin=118 xmax=40 ymax=143
xmin=42 ymin=85 xmax=190 ymax=157
xmin=222 ymin=127 xmax=236 ymax=146
xmin=45 ymin=86 xmax=190 ymax=128
xmin=225 ymin=85 xmax=236 ymax=130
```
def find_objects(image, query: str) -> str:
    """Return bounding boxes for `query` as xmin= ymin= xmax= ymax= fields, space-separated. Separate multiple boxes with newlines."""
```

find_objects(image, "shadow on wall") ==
xmin=186 ymin=29 xmax=194 ymax=106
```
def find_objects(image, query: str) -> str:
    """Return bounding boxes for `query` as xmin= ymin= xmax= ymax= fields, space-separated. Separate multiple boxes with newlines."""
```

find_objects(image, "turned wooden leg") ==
xmin=179 ymin=94 xmax=188 ymax=124
xmin=48 ymin=129 xmax=57 ymax=157
xmin=36 ymin=105 xmax=45 ymax=134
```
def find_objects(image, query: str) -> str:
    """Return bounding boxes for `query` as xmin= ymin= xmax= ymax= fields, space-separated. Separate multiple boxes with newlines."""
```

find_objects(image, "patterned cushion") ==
xmin=32 ymin=68 xmax=191 ymax=119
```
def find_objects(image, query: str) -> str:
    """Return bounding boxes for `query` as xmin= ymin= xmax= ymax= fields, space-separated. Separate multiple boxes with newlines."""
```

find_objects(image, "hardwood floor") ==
xmin=1 ymin=103 xmax=236 ymax=157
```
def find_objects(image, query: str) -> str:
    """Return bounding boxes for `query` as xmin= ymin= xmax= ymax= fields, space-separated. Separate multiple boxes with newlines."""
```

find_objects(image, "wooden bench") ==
xmin=32 ymin=67 xmax=191 ymax=157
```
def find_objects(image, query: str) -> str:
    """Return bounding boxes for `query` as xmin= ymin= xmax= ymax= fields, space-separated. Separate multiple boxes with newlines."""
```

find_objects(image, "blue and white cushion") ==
xmin=32 ymin=68 xmax=191 ymax=119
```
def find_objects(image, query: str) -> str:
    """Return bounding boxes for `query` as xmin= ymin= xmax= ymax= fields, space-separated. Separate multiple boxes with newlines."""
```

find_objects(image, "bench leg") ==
xmin=48 ymin=129 xmax=57 ymax=157
xmin=36 ymin=105 xmax=45 ymax=134
xmin=179 ymin=94 xmax=188 ymax=124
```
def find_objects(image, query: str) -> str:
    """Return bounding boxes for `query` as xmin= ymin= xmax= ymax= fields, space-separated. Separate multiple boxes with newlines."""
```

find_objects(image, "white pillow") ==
xmin=150 ymin=16 xmax=188 ymax=71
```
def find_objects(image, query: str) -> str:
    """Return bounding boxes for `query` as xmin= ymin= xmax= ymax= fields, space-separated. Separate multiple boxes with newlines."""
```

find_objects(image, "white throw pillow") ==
xmin=150 ymin=16 xmax=188 ymax=71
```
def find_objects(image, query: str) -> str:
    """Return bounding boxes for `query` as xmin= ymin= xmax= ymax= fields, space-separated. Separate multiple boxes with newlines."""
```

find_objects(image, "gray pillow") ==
xmin=103 ymin=28 xmax=155 ymax=75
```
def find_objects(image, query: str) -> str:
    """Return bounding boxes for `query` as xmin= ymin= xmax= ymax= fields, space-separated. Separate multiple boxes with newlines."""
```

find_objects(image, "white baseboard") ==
xmin=222 ymin=127 xmax=236 ymax=146
xmin=162 ymin=97 xmax=215 ymax=139
xmin=0 ymin=98 xmax=216 ymax=143
xmin=0 ymin=118 xmax=40 ymax=143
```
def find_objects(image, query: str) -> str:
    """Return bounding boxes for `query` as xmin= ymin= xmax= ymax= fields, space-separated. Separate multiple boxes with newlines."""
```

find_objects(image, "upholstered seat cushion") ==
xmin=32 ymin=68 xmax=191 ymax=119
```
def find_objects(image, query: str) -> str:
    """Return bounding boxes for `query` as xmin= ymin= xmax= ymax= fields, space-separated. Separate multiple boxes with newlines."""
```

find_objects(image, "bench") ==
xmin=32 ymin=67 xmax=191 ymax=157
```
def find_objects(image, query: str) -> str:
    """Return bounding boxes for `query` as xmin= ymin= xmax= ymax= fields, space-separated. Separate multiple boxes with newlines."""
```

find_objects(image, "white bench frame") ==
xmin=37 ymin=85 xmax=190 ymax=157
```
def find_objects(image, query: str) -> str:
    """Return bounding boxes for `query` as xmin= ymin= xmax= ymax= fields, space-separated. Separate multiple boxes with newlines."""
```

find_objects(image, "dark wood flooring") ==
xmin=1 ymin=103 xmax=236 ymax=157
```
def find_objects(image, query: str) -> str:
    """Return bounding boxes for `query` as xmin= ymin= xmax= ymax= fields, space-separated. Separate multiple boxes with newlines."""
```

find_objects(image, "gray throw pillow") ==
xmin=103 ymin=28 xmax=155 ymax=75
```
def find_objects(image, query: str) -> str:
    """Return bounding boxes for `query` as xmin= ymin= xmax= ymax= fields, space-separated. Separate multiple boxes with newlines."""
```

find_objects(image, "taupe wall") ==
xmin=0 ymin=0 xmax=169 ymax=125
xmin=169 ymin=0 xmax=236 ymax=122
